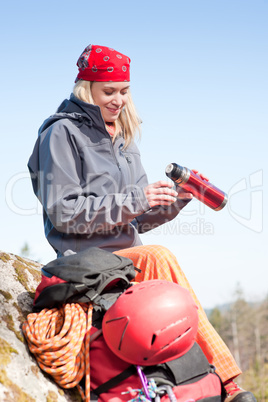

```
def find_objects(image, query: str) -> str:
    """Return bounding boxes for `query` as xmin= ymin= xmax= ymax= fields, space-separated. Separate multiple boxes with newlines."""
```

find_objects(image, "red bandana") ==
xmin=75 ymin=44 xmax=131 ymax=83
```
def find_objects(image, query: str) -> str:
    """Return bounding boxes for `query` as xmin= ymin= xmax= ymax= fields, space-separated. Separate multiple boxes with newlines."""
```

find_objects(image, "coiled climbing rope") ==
xmin=22 ymin=302 xmax=93 ymax=401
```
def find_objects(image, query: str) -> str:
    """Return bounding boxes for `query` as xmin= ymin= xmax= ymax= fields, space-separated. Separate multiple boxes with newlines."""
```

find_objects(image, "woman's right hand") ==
xmin=143 ymin=181 xmax=192 ymax=208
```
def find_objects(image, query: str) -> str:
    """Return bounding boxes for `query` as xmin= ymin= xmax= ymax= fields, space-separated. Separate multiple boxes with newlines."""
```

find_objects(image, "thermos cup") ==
xmin=165 ymin=163 xmax=228 ymax=211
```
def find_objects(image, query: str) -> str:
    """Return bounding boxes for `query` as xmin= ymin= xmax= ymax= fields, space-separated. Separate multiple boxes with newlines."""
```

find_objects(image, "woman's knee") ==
xmin=133 ymin=244 xmax=177 ymax=263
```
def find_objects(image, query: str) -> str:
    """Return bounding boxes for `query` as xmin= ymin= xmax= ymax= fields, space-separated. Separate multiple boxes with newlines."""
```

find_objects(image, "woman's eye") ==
xmin=104 ymin=92 xmax=113 ymax=96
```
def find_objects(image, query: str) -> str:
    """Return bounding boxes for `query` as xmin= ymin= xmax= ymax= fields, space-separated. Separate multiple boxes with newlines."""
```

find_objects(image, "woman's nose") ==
xmin=112 ymin=93 xmax=123 ymax=106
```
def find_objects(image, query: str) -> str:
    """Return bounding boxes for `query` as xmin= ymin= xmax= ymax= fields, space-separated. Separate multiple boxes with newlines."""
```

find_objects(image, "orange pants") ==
xmin=114 ymin=244 xmax=241 ymax=383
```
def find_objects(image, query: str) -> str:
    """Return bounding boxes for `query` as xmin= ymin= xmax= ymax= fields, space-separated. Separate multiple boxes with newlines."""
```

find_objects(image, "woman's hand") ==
xmin=144 ymin=181 xmax=192 ymax=208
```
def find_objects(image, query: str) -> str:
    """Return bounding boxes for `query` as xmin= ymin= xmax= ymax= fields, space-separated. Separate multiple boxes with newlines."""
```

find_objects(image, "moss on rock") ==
xmin=25 ymin=265 xmax=42 ymax=283
xmin=12 ymin=258 xmax=41 ymax=294
xmin=0 ymin=289 xmax=13 ymax=301
xmin=46 ymin=390 xmax=58 ymax=402
xmin=13 ymin=301 xmax=30 ymax=322
xmin=0 ymin=252 xmax=11 ymax=263
xmin=0 ymin=337 xmax=18 ymax=366
xmin=2 ymin=313 xmax=24 ymax=343
xmin=13 ymin=261 xmax=32 ymax=292
xmin=0 ymin=367 xmax=36 ymax=402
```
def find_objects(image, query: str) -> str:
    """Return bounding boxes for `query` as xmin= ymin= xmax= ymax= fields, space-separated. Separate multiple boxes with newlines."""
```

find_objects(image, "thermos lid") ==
xmin=165 ymin=163 xmax=189 ymax=184
xmin=165 ymin=163 xmax=176 ymax=176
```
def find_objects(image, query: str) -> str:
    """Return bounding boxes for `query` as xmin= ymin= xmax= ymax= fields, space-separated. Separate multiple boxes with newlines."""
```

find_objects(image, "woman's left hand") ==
xmin=176 ymin=187 xmax=193 ymax=200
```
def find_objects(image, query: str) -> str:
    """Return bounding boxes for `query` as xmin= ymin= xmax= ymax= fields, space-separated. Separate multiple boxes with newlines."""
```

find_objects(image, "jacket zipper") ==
xmin=98 ymin=111 xmax=122 ymax=172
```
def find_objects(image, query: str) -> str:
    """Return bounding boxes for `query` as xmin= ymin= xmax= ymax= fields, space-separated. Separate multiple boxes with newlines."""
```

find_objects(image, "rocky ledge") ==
xmin=0 ymin=251 xmax=81 ymax=402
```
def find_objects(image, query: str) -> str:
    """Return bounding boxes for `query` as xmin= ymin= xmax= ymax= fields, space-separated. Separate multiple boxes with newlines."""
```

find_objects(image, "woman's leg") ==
xmin=114 ymin=244 xmax=241 ymax=383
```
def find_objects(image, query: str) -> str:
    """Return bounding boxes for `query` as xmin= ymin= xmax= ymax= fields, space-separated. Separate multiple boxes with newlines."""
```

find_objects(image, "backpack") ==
xmin=33 ymin=247 xmax=224 ymax=401
xmin=33 ymin=247 xmax=138 ymax=312
xmin=89 ymin=334 xmax=225 ymax=401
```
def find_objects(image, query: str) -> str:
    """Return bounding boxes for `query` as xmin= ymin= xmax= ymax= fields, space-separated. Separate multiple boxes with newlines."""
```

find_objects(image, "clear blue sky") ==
xmin=1 ymin=0 xmax=267 ymax=308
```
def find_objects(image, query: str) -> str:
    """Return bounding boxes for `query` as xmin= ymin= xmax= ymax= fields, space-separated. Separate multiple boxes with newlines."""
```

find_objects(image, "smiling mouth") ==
xmin=107 ymin=107 xmax=120 ymax=113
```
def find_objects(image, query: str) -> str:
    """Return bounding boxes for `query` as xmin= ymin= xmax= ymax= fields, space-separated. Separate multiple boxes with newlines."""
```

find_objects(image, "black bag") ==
xmin=33 ymin=247 xmax=138 ymax=312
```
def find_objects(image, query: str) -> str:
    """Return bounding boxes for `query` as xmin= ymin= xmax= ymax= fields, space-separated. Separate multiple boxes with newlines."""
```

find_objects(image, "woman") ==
xmin=28 ymin=44 xmax=255 ymax=402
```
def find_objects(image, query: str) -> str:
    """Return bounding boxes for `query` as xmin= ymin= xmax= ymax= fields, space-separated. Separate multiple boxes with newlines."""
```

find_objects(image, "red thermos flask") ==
xmin=165 ymin=163 xmax=228 ymax=211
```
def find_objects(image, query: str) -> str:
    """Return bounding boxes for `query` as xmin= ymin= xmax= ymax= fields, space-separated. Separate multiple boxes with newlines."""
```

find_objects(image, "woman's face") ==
xmin=91 ymin=81 xmax=130 ymax=123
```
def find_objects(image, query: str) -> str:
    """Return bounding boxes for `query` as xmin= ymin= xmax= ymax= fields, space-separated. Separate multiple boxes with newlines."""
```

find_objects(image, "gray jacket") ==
xmin=28 ymin=94 xmax=189 ymax=256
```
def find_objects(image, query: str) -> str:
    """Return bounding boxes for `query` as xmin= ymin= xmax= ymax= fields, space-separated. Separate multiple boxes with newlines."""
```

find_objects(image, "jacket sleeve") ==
xmin=128 ymin=153 xmax=191 ymax=233
xmin=28 ymin=124 xmax=150 ymax=235
xmin=133 ymin=194 xmax=191 ymax=233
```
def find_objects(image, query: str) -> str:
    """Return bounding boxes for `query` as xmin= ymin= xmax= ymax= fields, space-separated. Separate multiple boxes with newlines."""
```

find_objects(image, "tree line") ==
xmin=208 ymin=286 xmax=268 ymax=401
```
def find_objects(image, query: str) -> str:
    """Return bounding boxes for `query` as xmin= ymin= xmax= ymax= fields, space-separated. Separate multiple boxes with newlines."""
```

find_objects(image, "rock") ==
xmin=0 ymin=251 xmax=82 ymax=402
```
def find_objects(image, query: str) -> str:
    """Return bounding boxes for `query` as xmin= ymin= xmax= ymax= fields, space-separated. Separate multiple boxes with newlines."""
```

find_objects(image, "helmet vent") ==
xmin=151 ymin=334 xmax=156 ymax=345
xmin=161 ymin=327 xmax=192 ymax=350
xmin=125 ymin=289 xmax=133 ymax=294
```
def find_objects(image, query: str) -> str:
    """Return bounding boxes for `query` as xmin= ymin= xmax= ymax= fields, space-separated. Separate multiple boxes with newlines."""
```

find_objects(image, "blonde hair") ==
xmin=73 ymin=80 xmax=141 ymax=147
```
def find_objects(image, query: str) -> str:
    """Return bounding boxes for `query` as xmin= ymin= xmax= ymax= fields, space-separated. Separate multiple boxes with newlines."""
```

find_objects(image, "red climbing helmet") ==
xmin=102 ymin=280 xmax=199 ymax=366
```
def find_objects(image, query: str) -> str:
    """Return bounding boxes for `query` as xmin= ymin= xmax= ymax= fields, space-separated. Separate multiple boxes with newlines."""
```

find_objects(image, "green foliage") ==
xmin=20 ymin=242 xmax=31 ymax=258
xmin=208 ymin=307 xmax=222 ymax=333
xmin=20 ymin=242 xmax=41 ymax=263
xmin=208 ymin=286 xmax=268 ymax=400
xmin=240 ymin=362 xmax=268 ymax=402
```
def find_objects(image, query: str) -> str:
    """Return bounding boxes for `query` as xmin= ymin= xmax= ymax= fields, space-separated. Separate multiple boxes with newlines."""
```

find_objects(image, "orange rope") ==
xmin=22 ymin=303 xmax=93 ymax=401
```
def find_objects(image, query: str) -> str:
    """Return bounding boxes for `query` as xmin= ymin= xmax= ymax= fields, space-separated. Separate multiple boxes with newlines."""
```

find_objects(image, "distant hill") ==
xmin=205 ymin=299 xmax=264 ymax=317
